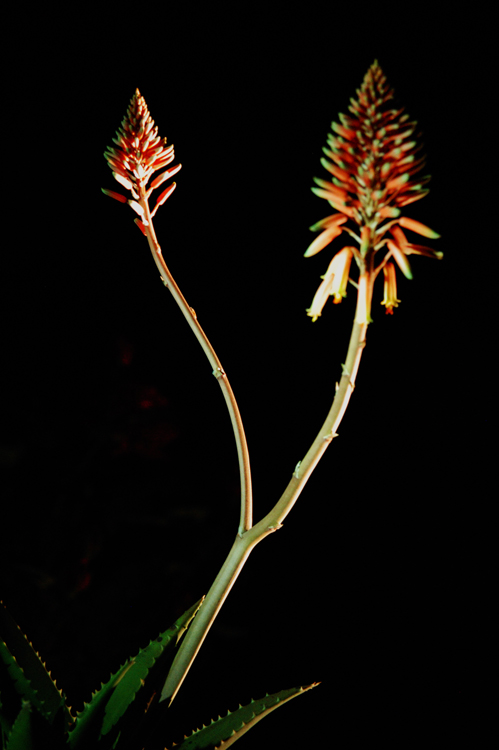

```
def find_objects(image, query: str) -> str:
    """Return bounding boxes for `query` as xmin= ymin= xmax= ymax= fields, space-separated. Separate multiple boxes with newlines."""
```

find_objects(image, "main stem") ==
xmin=161 ymin=300 xmax=368 ymax=703
xmin=139 ymin=195 xmax=252 ymax=535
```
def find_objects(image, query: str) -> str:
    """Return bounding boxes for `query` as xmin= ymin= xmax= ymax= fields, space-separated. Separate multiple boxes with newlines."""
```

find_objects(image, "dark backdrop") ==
xmin=1 ymin=7 xmax=494 ymax=747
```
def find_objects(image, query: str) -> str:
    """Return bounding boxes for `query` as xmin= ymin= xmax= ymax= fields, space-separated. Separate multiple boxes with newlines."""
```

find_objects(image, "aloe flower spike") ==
xmin=306 ymin=60 xmax=441 ymax=321
xmin=102 ymin=88 xmax=182 ymax=218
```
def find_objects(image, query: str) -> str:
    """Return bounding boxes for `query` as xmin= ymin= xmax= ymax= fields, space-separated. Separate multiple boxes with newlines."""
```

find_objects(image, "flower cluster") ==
xmin=102 ymin=89 xmax=181 ymax=232
xmin=306 ymin=60 xmax=441 ymax=322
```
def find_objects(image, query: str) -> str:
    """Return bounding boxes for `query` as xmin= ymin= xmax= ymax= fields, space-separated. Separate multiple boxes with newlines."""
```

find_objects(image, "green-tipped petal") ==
xmin=308 ymin=214 xmax=348 ymax=232
xmin=387 ymin=240 xmax=413 ymax=279
xmin=405 ymin=243 xmax=443 ymax=259
xmin=101 ymin=188 xmax=128 ymax=203
xmin=304 ymin=225 xmax=343 ymax=257
xmin=398 ymin=215 xmax=440 ymax=238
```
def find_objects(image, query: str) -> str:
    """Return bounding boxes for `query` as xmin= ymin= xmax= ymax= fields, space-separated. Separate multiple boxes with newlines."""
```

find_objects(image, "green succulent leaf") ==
xmin=2 ymin=698 xmax=69 ymax=750
xmin=0 ymin=602 xmax=71 ymax=732
xmin=68 ymin=598 xmax=203 ymax=750
xmin=169 ymin=683 xmax=319 ymax=750
xmin=4 ymin=702 xmax=34 ymax=750
xmin=0 ymin=638 xmax=33 ymax=738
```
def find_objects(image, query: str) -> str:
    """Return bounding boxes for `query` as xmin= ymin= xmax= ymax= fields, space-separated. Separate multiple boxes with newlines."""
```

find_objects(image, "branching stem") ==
xmin=160 ymin=286 xmax=368 ymax=704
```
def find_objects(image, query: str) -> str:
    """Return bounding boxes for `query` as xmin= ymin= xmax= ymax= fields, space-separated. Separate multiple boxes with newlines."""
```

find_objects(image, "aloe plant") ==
xmin=1 ymin=599 xmax=317 ymax=749
xmin=1 ymin=61 xmax=440 ymax=748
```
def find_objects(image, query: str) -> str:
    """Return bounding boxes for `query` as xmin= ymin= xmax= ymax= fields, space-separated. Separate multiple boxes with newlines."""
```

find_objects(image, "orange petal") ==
xmin=150 ymin=163 xmax=182 ymax=190
xmin=379 ymin=206 xmax=401 ymax=218
xmin=320 ymin=157 xmax=352 ymax=183
xmin=113 ymin=172 xmax=133 ymax=190
xmin=312 ymin=178 xmax=348 ymax=200
xmin=308 ymin=214 xmax=349 ymax=232
xmin=395 ymin=190 xmax=429 ymax=206
xmin=151 ymin=151 xmax=175 ymax=169
xmin=405 ymin=243 xmax=443 ymax=259
xmin=398 ymin=216 xmax=440 ymax=238
xmin=331 ymin=122 xmax=356 ymax=141
xmin=304 ymin=225 xmax=343 ymax=257
xmin=389 ymin=225 xmax=409 ymax=249
xmin=156 ymin=182 xmax=177 ymax=206
xmin=128 ymin=200 xmax=144 ymax=216
xmin=386 ymin=173 xmax=409 ymax=191
xmin=380 ymin=262 xmax=400 ymax=313
xmin=387 ymin=240 xmax=412 ymax=279
xmin=101 ymin=188 xmax=128 ymax=203
xmin=327 ymin=200 xmax=356 ymax=219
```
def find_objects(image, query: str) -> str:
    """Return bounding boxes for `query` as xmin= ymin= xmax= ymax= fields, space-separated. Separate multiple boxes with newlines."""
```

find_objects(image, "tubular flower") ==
xmin=380 ymin=262 xmax=400 ymax=314
xmin=305 ymin=60 xmax=441 ymax=321
xmin=102 ymin=89 xmax=181 ymax=222
xmin=307 ymin=247 xmax=354 ymax=321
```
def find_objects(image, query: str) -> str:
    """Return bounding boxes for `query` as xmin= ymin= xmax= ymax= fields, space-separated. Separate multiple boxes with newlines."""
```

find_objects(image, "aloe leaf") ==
xmin=3 ymin=700 xmax=70 ymax=750
xmin=68 ymin=598 xmax=203 ymax=750
xmin=0 ymin=637 xmax=33 ymax=737
xmin=4 ymin=702 xmax=34 ymax=750
xmin=169 ymin=683 xmax=319 ymax=749
xmin=0 ymin=602 xmax=71 ymax=731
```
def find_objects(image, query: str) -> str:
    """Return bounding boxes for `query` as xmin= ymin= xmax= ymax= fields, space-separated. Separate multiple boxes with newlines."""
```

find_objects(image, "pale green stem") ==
xmin=138 ymin=194 xmax=252 ymax=534
xmin=160 ymin=288 xmax=369 ymax=704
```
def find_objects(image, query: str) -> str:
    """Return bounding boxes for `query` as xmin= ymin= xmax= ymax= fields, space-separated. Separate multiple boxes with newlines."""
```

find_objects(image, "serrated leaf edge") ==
xmin=167 ymin=683 xmax=320 ymax=749
xmin=0 ymin=602 xmax=72 ymax=729
xmin=68 ymin=598 xmax=204 ymax=749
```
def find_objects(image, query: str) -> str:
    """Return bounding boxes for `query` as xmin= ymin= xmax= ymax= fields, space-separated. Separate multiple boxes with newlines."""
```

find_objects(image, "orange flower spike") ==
xmin=380 ymin=262 xmax=401 ymax=314
xmin=306 ymin=61 xmax=441 ymax=322
xmin=102 ymin=89 xmax=181 ymax=218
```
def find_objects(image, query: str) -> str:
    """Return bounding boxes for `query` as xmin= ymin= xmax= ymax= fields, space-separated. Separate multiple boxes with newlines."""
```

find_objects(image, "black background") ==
xmin=1 ymin=5 xmax=495 ymax=747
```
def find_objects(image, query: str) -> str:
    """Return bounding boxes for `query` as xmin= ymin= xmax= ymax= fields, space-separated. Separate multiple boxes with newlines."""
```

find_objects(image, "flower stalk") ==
xmin=102 ymin=90 xmax=253 ymax=534
xmin=160 ymin=295 xmax=368 ymax=705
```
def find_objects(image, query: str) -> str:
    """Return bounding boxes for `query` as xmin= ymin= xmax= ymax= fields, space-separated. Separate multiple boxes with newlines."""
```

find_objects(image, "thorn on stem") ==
xmin=340 ymin=363 xmax=355 ymax=390
xmin=323 ymin=432 xmax=339 ymax=442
